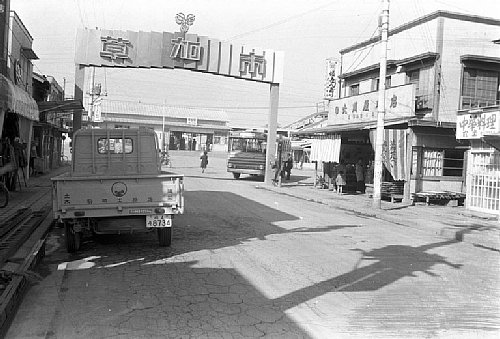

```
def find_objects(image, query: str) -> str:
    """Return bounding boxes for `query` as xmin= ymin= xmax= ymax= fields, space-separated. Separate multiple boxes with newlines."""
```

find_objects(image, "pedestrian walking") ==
xmin=284 ymin=153 xmax=293 ymax=180
xmin=200 ymin=150 xmax=208 ymax=173
xmin=272 ymin=158 xmax=284 ymax=186
xmin=355 ymin=159 xmax=366 ymax=193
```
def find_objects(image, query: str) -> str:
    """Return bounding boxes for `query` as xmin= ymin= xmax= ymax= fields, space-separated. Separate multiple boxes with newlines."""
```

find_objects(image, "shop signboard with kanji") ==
xmin=328 ymin=84 xmax=415 ymax=125
xmin=456 ymin=110 xmax=499 ymax=139
xmin=75 ymin=28 xmax=284 ymax=84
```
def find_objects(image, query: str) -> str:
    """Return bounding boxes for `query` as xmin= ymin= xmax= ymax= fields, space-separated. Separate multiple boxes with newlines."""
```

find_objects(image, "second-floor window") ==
xmin=406 ymin=66 xmax=432 ymax=96
xmin=462 ymin=68 xmax=499 ymax=108
xmin=371 ymin=76 xmax=391 ymax=91
xmin=350 ymin=84 xmax=359 ymax=96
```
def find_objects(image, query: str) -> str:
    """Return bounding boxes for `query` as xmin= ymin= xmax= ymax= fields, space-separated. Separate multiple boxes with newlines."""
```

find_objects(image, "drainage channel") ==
xmin=0 ymin=208 xmax=48 ymax=267
xmin=0 ymin=206 xmax=51 ymax=337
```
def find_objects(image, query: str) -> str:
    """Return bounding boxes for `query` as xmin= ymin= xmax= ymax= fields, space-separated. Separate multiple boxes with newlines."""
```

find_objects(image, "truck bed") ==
xmin=52 ymin=172 xmax=184 ymax=219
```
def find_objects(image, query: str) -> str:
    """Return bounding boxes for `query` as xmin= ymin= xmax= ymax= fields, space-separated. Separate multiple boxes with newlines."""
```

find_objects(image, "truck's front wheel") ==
xmin=157 ymin=228 xmax=172 ymax=247
xmin=232 ymin=173 xmax=241 ymax=179
xmin=65 ymin=222 xmax=81 ymax=253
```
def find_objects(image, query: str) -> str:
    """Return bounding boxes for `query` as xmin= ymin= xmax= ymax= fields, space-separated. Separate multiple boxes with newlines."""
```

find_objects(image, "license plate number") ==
xmin=146 ymin=215 xmax=172 ymax=228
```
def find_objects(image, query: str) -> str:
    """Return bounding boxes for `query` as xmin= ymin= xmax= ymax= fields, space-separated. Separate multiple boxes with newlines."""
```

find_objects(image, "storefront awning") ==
xmin=310 ymin=135 xmax=341 ymax=163
xmin=482 ymin=133 xmax=500 ymax=151
xmin=0 ymin=73 xmax=39 ymax=121
xmin=297 ymin=117 xmax=411 ymax=136
xmin=37 ymin=99 xmax=84 ymax=113
xmin=291 ymin=139 xmax=311 ymax=150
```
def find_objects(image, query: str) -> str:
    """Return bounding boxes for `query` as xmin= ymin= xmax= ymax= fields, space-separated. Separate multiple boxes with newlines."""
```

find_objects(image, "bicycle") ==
xmin=160 ymin=151 xmax=172 ymax=168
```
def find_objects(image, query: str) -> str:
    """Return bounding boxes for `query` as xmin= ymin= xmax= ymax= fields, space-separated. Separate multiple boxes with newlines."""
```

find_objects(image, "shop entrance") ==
xmin=73 ymin=22 xmax=284 ymax=184
xmin=169 ymin=132 xmax=212 ymax=151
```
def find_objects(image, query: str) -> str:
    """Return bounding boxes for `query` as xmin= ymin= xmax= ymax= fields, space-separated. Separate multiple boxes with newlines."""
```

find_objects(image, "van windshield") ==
xmin=229 ymin=138 xmax=265 ymax=153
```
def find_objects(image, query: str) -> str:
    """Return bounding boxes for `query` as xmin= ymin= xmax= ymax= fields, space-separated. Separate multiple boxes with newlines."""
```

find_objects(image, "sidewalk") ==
xmin=0 ymin=165 xmax=70 ymax=225
xmin=262 ymin=168 xmax=500 ymax=251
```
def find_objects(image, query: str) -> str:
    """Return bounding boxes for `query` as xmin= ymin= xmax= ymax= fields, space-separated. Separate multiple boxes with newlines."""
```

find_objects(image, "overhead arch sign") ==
xmin=75 ymin=28 xmax=284 ymax=84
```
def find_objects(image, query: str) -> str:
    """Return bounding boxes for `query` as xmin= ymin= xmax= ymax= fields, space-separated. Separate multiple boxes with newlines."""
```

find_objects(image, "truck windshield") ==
xmin=97 ymin=138 xmax=133 ymax=154
xmin=229 ymin=138 xmax=266 ymax=153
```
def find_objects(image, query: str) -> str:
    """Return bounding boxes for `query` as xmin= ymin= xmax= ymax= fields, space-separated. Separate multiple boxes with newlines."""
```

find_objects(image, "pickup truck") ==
xmin=51 ymin=127 xmax=184 ymax=252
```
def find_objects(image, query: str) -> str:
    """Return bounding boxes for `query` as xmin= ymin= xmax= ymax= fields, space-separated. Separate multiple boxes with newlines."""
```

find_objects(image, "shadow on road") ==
xmin=276 ymin=240 xmax=461 ymax=301
xmin=40 ymin=235 xmax=471 ymax=337
xmin=25 ymin=189 xmax=481 ymax=338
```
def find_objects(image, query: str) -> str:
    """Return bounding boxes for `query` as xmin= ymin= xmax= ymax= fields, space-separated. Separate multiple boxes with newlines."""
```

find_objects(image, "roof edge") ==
xmin=340 ymin=11 xmax=500 ymax=55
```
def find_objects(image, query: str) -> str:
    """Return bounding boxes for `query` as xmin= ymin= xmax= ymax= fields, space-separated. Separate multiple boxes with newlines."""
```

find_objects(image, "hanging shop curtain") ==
xmin=310 ymin=134 xmax=341 ymax=163
xmin=369 ymin=129 xmax=407 ymax=180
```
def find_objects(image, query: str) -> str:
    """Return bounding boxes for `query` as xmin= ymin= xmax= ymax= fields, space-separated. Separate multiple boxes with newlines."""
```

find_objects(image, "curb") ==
xmin=0 ymin=213 xmax=53 ymax=337
xmin=259 ymin=184 xmax=500 ymax=251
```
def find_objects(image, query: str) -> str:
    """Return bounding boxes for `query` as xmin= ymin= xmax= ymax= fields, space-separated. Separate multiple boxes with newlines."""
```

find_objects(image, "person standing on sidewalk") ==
xmin=284 ymin=153 xmax=293 ymax=180
xmin=200 ymin=150 xmax=208 ymax=173
xmin=355 ymin=159 xmax=366 ymax=194
xmin=336 ymin=170 xmax=346 ymax=194
xmin=272 ymin=158 xmax=284 ymax=186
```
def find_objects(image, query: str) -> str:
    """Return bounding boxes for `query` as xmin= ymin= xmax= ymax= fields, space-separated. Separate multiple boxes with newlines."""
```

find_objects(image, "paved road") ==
xmin=7 ymin=152 xmax=500 ymax=338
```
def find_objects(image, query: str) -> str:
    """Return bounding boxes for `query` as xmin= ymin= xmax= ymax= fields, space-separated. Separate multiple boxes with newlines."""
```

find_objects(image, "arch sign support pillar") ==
xmin=73 ymin=27 xmax=284 ymax=185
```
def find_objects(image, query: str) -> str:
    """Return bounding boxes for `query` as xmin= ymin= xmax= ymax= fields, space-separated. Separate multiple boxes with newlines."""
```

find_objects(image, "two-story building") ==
xmin=0 ymin=10 xmax=39 ymax=186
xmin=32 ymin=73 xmax=82 ymax=173
xmin=303 ymin=11 xmax=499 ymax=207
xmin=455 ymin=49 xmax=499 ymax=215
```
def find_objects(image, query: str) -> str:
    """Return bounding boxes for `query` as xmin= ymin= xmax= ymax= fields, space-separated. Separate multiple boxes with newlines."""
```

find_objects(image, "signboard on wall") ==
xmin=456 ymin=110 xmax=499 ymax=139
xmin=75 ymin=28 xmax=284 ymax=84
xmin=93 ymin=97 xmax=102 ymax=122
xmin=186 ymin=117 xmax=197 ymax=126
xmin=328 ymin=84 xmax=415 ymax=125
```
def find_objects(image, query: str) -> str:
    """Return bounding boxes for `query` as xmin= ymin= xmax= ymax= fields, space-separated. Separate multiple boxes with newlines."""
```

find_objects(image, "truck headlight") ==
xmin=259 ymin=165 xmax=264 ymax=170
xmin=227 ymin=163 xmax=233 ymax=168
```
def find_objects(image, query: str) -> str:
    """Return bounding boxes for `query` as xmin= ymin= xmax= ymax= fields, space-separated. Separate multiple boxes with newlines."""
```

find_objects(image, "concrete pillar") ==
xmin=264 ymin=83 xmax=279 ymax=185
xmin=73 ymin=64 xmax=85 ymax=132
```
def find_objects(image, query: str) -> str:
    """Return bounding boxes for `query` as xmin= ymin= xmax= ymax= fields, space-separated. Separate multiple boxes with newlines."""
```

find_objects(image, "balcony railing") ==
xmin=461 ymin=96 xmax=500 ymax=110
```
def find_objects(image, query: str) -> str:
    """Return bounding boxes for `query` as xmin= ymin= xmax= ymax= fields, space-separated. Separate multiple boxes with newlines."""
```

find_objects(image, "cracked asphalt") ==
xmin=6 ymin=152 xmax=500 ymax=339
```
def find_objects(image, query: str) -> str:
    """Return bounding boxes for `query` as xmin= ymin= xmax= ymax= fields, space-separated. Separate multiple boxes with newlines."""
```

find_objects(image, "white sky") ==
xmin=10 ymin=0 xmax=500 ymax=128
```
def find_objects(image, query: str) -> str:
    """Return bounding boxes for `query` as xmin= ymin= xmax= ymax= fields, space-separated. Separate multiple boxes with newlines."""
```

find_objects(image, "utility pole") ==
xmin=372 ymin=0 xmax=390 ymax=209
xmin=89 ymin=67 xmax=96 ymax=126
xmin=0 ymin=0 xmax=10 ymax=77
xmin=63 ymin=77 xmax=66 ymax=100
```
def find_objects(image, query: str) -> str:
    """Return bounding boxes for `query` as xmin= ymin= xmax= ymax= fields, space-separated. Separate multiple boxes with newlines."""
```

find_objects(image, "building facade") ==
xmin=0 ymin=10 xmax=39 ymax=186
xmin=32 ymin=73 xmax=77 ymax=173
xmin=311 ymin=11 xmax=499 ymax=210
xmin=455 ymin=52 xmax=500 ymax=214
xmin=91 ymin=99 xmax=230 ymax=152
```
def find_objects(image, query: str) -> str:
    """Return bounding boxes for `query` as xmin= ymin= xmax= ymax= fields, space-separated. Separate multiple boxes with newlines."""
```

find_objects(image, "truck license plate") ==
xmin=146 ymin=215 xmax=172 ymax=228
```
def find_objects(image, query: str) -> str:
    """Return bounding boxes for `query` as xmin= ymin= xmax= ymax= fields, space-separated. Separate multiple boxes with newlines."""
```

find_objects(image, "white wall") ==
xmin=439 ymin=18 xmax=500 ymax=122
xmin=342 ymin=18 xmax=439 ymax=73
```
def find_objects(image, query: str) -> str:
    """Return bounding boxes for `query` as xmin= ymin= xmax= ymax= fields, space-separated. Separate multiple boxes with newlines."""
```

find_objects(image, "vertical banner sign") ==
xmin=369 ymin=129 xmax=407 ymax=180
xmin=324 ymin=58 xmax=339 ymax=99
xmin=93 ymin=97 xmax=102 ymax=122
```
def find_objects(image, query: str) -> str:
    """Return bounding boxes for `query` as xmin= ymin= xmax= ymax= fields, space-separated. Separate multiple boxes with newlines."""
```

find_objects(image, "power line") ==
xmin=225 ymin=0 xmax=339 ymax=41
xmin=73 ymin=0 xmax=87 ymax=28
